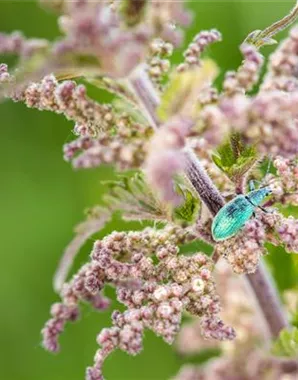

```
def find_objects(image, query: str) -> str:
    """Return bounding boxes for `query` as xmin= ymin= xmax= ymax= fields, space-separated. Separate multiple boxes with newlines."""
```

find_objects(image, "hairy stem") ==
xmin=245 ymin=262 xmax=289 ymax=338
xmin=129 ymin=67 xmax=289 ymax=338
xmin=183 ymin=148 xmax=225 ymax=215
xmin=260 ymin=1 xmax=298 ymax=41
xmin=128 ymin=65 xmax=160 ymax=129
xmin=244 ymin=0 xmax=298 ymax=48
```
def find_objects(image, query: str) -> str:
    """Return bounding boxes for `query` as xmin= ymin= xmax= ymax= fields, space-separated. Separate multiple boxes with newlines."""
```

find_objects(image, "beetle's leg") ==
xmin=258 ymin=205 xmax=272 ymax=213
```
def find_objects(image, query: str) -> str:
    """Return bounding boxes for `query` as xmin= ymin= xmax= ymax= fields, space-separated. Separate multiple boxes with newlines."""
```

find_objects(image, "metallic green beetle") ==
xmin=211 ymin=186 xmax=272 ymax=242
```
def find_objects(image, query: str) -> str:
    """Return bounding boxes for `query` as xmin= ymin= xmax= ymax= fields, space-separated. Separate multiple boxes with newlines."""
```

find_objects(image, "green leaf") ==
xmin=86 ymin=76 xmax=139 ymax=107
xmin=265 ymin=244 xmax=298 ymax=292
xmin=103 ymin=172 xmax=169 ymax=221
xmin=271 ymin=327 xmax=298 ymax=358
xmin=173 ymin=182 xmax=200 ymax=224
xmin=244 ymin=29 xmax=277 ymax=48
xmin=157 ymin=59 xmax=218 ymax=122
xmin=212 ymin=132 xmax=258 ymax=183
xmin=112 ymin=98 xmax=149 ymax=125
xmin=291 ymin=311 xmax=298 ymax=329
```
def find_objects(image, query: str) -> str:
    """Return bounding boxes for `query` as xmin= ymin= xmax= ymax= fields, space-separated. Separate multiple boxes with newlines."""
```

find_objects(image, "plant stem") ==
xmin=245 ymin=262 xmax=289 ymax=338
xmin=129 ymin=67 xmax=289 ymax=338
xmin=183 ymin=148 xmax=225 ymax=216
xmin=244 ymin=0 xmax=298 ymax=48
xmin=260 ymin=0 xmax=298 ymax=41
xmin=128 ymin=65 xmax=160 ymax=129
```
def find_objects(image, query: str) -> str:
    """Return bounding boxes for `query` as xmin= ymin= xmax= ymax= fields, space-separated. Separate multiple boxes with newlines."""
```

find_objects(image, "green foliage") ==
xmin=103 ymin=172 xmax=200 ymax=225
xmin=244 ymin=2 xmax=298 ymax=49
xmin=87 ymin=76 xmax=139 ymax=107
xmin=212 ymin=132 xmax=258 ymax=183
xmin=287 ymin=286 xmax=298 ymax=328
xmin=291 ymin=311 xmax=298 ymax=329
xmin=103 ymin=172 xmax=169 ymax=221
xmin=157 ymin=59 xmax=218 ymax=122
xmin=112 ymin=98 xmax=149 ymax=125
xmin=271 ymin=327 xmax=298 ymax=358
xmin=173 ymin=182 xmax=200 ymax=224
xmin=265 ymin=244 xmax=298 ymax=292
xmin=244 ymin=29 xmax=277 ymax=48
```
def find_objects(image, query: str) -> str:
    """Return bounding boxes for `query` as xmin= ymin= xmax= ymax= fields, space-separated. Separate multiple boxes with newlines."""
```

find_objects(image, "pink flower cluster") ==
xmin=10 ymin=73 xmax=152 ymax=170
xmin=223 ymin=43 xmax=264 ymax=95
xmin=53 ymin=0 xmax=150 ymax=78
xmin=0 ymin=63 xmax=10 ymax=83
xmin=42 ymin=224 xmax=235 ymax=379
xmin=14 ymin=75 xmax=115 ymax=130
xmin=148 ymin=38 xmax=173 ymax=90
xmin=268 ymin=156 xmax=298 ymax=205
xmin=262 ymin=26 xmax=298 ymax=92
xmin=63 ymin=130 xmax=148 ymax=170
xmin=0 ymin=31 xmax=48 ymax=58
xmin=276 ymin=216 xmax=298 ymax=253
xmin=177 ymin=29 xmax=222 ymax=72
xmin=173 ymin=261 xmax=298 ymax=380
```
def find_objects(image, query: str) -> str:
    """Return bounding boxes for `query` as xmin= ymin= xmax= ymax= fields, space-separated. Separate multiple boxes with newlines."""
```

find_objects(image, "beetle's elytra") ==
xmin=211 ymin=187 xmax=272 ymax=242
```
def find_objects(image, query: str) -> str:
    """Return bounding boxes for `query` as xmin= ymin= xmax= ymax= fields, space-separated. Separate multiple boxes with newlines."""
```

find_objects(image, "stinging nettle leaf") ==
xmin=86 ymin=76 xmax=139 ymax=108
xmin=271 ymin=327 xmax=298 ymax=358
xmin=157 ymin=59 xmax=218 ymax=122
xmin=173 ymin=182 xmax=200 ymax=224
xmin=212 ymin=132 xmax=258 ymax=182
xmin=103 ymin=172 xmax=169 ymax=221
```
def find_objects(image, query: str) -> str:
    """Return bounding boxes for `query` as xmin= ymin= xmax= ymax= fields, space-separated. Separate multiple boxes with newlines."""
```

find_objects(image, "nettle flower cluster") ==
xmin=1 ymin=1 xmax=298 ymax=379
xmin=173 ymin=261 xmax=298 ymax=380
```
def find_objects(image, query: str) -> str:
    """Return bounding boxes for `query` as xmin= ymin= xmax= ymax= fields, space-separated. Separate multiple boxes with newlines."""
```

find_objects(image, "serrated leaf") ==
xmin=244 ymin=29 xmax=277 ymax=49
xmin=112 ymin=98 xmax=148 ymax=125
xmin=262 ymin=38 xmax=277 ymax=46
xmin=212 ymin=132 xmax=258 ymax=182
xmin=173 ymin=182 xmax=200 ymax=223
xmin=86 ymin=76 xmax=139 ymax=107
xmin=157 ymin=59 xmax=218 ymax=122
xmin=103 ymin=172 xmax=169 ymax=221
xmin=271 ymin=327 xmax=298 ymax=358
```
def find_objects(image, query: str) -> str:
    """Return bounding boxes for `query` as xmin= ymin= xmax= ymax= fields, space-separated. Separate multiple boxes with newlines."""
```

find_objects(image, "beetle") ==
xmin=211 ymin=185 xmax=272 ymax=242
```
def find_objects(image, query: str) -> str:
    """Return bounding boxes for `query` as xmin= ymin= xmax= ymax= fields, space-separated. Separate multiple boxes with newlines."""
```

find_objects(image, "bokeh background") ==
xmin=0 ymin=1 xmax=297 ymax=379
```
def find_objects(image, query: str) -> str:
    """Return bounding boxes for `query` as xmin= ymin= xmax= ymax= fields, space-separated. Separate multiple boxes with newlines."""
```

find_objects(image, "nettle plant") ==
xmin=1 ymin=1 xmax=298 ymax=379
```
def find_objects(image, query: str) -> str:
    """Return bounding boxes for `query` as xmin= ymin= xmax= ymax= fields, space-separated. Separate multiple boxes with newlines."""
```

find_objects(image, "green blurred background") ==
xmin=0 ymin=1 xmax=297 ymax=379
